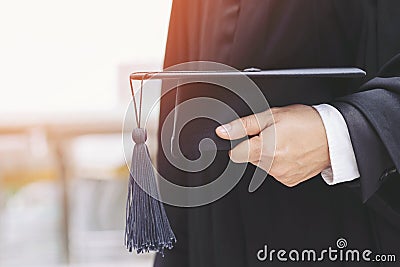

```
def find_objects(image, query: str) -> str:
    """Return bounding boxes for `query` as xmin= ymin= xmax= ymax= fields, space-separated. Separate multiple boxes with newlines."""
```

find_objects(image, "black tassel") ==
xmin=125 ymin=77 xmax=176 ymax=255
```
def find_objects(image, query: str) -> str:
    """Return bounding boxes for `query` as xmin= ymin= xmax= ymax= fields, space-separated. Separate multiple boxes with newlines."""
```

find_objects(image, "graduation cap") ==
xmin=125 ymin=67 xmax=366 ymax=255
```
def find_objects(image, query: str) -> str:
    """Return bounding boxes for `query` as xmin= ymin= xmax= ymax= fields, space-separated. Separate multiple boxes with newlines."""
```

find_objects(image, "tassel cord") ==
xmin=129 ymin=77 xmax=145 ymax=128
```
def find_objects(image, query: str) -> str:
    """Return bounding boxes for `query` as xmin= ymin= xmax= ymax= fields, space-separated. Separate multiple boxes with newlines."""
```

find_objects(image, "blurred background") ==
xmin=0 ymin=0 xmax=172 ymax=266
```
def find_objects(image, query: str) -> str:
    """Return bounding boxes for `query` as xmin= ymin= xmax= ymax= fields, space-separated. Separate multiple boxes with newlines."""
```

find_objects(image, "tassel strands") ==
xmin=125 ymin=78 xmax=176 ymax=254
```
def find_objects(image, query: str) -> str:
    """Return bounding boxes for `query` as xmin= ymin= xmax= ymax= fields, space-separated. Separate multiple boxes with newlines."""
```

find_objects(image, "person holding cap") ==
xmin=155 ymin=1 xmax=400 ymax=266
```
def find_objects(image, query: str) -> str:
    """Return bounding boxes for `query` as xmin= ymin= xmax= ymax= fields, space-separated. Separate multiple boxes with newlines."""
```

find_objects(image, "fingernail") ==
xmin=228 ymin=150 xmax=238 ymax=163
xmin=217 ymin=124 xmax=231 ymax=134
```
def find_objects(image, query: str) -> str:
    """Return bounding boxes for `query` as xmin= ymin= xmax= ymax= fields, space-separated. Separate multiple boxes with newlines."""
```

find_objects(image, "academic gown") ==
xmin=154 ymin=1 xmax=400 ymax=266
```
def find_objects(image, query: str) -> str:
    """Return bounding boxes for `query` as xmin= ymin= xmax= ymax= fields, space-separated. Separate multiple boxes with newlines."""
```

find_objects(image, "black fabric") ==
xmin=155 ymin=1 xmax=400 ymax=266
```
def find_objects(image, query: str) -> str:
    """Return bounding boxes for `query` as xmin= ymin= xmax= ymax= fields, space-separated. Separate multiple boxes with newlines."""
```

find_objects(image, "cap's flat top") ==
xmin=130 ymin=68 xmax=366 ymax=80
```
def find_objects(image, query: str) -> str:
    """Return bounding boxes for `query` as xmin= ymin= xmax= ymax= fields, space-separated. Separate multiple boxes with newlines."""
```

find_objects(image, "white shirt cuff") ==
xmin=313 ymin=104 xmax=360 ymax=185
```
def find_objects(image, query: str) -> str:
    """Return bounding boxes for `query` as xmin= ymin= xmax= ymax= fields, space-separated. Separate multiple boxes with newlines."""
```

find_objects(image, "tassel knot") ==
xmin=132 ymin=128 xmax=147 ymax=144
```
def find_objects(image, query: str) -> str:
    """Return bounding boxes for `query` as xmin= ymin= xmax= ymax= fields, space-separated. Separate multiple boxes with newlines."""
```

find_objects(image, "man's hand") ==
xmin=215 ymin=104 xmax=330 ymax=187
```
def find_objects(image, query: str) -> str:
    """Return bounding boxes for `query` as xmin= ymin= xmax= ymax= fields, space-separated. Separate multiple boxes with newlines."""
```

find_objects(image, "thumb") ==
xmin=216 ymin=110 xmax=274 ymax=140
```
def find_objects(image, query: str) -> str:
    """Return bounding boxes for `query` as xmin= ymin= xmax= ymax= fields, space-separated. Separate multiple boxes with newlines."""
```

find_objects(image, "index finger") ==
xmin=215 ymin=109 xmax=274 ymax=140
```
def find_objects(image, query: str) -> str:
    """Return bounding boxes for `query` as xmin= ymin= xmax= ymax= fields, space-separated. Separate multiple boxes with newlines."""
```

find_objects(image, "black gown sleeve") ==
xmin=331 ymin=53 xmax=400 ymax=227
xmin=329 ymin=0 xmax=400 ymax=229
